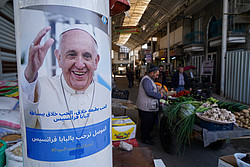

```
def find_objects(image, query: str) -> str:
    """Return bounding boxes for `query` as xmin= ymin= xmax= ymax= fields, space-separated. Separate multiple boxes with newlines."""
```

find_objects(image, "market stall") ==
xmin=158 ymin=91 xmax=250 ymax=154
xmin=112 ymin=98 xmax=138 ymax=116
xmin=0 ymin=81 xmax=22 ymax=166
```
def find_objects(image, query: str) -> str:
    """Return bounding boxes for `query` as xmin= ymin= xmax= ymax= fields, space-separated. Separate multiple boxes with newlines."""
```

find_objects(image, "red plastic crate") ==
xmin=112 ymin=138 xmax=140 ymax=147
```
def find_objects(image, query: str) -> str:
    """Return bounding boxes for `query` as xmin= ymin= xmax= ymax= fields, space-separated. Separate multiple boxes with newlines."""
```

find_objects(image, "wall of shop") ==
xmin=0 ymin=1 xmax=17 ymax=80
xmin=160 ymin=26 xmax=183 ymax=49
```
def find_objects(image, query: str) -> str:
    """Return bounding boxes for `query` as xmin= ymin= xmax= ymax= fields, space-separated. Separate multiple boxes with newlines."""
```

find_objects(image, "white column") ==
xmin=221 ymin=0 xmax=228 ymax=96
xmin=133 ymin=49 xmax=135 ymax=71
xmin=167 ymin=22 xmax=170 ymax=64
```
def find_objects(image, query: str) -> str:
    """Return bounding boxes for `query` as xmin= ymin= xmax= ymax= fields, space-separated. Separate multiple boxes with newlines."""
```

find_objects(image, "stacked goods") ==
xmin=234 ymin=108 xmax=250 ymax=129
xmin=200 ymin=108 xmax=236 ymax=123
xmin=0 ymin=133 xmax=21 ymax=147
xmin=112 ymin=116 xmax=136 ymax=141
xmin=5 ymin=142 xmax=23 ymax=167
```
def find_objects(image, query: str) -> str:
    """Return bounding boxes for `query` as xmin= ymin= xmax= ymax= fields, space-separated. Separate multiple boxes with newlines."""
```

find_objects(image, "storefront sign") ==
xmin=115 ymin=26 xmax=142 ymax=34
xmin=201 ymin=60 xmax=214 ymax=75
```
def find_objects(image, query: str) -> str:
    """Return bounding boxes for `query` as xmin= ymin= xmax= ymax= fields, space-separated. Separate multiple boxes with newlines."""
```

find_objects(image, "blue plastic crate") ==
xmin=199 ymin=119 xmax=234 ymax=131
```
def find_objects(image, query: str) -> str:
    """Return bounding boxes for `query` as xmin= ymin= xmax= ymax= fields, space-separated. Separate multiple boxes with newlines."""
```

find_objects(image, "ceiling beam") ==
xmin=148 ymin=2 xmax=171 ymax=15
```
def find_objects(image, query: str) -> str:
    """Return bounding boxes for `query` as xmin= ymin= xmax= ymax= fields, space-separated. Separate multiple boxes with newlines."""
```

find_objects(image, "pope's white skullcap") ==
xmin=60 ymin=24 xmax=97 ymax=45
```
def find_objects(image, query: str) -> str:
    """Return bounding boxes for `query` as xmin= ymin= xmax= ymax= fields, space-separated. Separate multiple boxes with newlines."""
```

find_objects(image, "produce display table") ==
xmin=193 ymin=124 xmax=250 ymax=147
xmin=112 ymin=98 xmax=137 ymax=115
xmin=113 ymin=147 xmax=155 ymax=167
xmin=159 ymin=104 xmax=250 ymax=152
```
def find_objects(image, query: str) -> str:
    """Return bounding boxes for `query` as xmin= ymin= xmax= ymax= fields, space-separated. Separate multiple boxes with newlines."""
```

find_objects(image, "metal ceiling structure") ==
xmin=112 ymin=0 xmax=197 ymax=50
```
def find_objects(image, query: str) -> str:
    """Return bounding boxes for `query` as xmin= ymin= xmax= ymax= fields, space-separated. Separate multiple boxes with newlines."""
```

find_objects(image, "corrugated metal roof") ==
xmin=112 ymin=0 xmax=198 ymax=49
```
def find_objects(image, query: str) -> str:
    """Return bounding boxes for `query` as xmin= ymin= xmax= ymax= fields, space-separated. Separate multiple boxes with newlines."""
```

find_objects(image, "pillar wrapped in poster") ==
xmin=14 ymin=1 xmax=112 ymax=166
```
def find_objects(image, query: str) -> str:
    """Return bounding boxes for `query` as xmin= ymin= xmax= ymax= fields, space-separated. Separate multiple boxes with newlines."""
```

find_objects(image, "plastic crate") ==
xmin=199 ymin=119 xmax=234 ymax=131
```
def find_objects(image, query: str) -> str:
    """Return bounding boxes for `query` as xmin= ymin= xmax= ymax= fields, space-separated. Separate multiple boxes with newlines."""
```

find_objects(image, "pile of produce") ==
xmin=241 ymin=154 xmax=250 ymax=164
xmin=12 ymin=145 xmax=22 ymax=157
xmin=175 ymin=96 xmax=194 ymax=103
xmin=200 ymin=108 xmax=236 ymax=123
xmin=0 ymin=143 xmax=3 ymax=149
xmin=190 ymin=89 xmax=212 ymax=101
xmin=234 ymin=108 xmax=250 ymax=129
xmin=217 ymin=101 xmax=248 ymax=113
xmin=172 ymin=90 xmax=190 ymax=98
xmin=163 ymin=100 xmax=209 ymax=153
xmin=161 ymin=95 xmax=249 ymax=154
xmin=159 ymin=99 xmax=168 ymax=105
xmin=201 ymin=101 xmax=218 ymax=108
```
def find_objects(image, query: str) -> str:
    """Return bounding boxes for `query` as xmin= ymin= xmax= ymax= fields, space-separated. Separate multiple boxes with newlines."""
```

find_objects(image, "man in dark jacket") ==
xmin=155 ymin=65 xmax=166 ymax=86
xmin=171 ymin=66 xmax=192 ymax=92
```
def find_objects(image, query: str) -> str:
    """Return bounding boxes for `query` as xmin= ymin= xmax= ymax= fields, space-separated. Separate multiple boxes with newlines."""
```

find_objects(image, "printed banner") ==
xmin=14 ymin=1 xmax=112 ymax=166
xmin=26 ymin=118 xmax=110 ymax=161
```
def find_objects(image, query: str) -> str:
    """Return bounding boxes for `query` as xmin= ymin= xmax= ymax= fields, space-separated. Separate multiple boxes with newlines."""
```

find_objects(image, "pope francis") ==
xmin=20 ymin=24 xmax=111 ymax=166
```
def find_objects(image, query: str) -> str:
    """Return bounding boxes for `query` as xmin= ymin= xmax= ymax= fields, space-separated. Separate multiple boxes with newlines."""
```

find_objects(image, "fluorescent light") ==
xmin=142 ymin=43 xmax=147 ymax=49
xmin=117 ymin=0 xmax=151 ymax=45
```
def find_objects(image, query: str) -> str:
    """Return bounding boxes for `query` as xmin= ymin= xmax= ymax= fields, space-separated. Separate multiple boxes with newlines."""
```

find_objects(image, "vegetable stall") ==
xmin=158 ymin=91 xmax=250 ymax=154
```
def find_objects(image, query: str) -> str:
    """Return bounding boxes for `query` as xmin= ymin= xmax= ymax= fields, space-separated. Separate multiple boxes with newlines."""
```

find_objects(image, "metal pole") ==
xmin=221 ymin=0 xmax=228 ymax=96
xmin=133 ymin=49 xmax=135 ymax=71
xmin=167 ymin=22 xmax=170 ymax=63
xmin=151 ymin=36 xmax=153 ymax=51
xmin=151 ymin=37 xmax=153 ymax=65
xmin=167 ymin=22 xmax=170 ymax=64
xmin=141 ymin=45 xmax=143 ymax=64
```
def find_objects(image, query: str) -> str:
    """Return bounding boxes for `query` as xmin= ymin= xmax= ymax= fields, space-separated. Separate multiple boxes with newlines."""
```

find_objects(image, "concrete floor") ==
xmin=113 ymin=75 xmax=250 ymax=167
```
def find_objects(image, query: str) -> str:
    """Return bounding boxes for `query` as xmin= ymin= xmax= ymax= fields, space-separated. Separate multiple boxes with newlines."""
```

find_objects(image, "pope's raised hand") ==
xmin=25 ymin=26 xmax=54 ymax=83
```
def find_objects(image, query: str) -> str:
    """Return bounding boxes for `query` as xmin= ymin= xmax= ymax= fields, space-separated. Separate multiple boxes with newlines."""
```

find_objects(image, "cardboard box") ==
xmin=112 ymin=116 xmax=136 ymax=141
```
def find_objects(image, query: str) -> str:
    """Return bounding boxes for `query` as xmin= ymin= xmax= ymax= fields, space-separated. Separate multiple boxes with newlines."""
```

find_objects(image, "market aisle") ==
xmin=113 ymin=76 xmax=250 ymax=167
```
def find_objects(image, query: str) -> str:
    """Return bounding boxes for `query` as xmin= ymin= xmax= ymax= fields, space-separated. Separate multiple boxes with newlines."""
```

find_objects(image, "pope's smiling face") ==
xmin=55 ymin=29 xmax=99 ymax=91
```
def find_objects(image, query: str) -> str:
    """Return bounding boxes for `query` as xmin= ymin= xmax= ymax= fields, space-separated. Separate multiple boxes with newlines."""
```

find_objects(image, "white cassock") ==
xmin=21 ymin=73 xmax=112 ymax=167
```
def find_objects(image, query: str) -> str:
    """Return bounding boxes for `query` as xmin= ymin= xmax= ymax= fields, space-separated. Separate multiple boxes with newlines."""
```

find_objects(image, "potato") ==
xmin=242 ymin=109 xmax=249 ymax=114
xmin=235 ymin=112 xmax=241 ymax=116
xmin=239 ymin=116 xmax=245 ymax=119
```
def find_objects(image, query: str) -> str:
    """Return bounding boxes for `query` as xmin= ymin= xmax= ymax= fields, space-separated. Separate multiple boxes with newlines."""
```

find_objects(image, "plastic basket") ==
xmin=200 ymin=119 xmax=234 ymax=131
xmin=0 ymin=140 xmax=7 ymax=167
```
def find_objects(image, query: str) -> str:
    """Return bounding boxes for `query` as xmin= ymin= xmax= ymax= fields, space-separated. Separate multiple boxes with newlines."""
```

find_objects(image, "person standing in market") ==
xmin=155 ymin=65 xmax=166 ymax=87
xmin=171 ymin=66 xmax=192 ymax=93
xmin=126 ymin=68 xmax=134 ymax=88
xmin=136 ymin=64 xmax=163 ymax=145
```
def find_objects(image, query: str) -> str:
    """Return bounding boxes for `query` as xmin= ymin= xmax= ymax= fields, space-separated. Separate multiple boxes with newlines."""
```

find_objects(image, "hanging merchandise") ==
xmin=110 ymin=0 xmax=130 ymax=16
xmin=14 ymin=1 xmax=112 ymax=166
